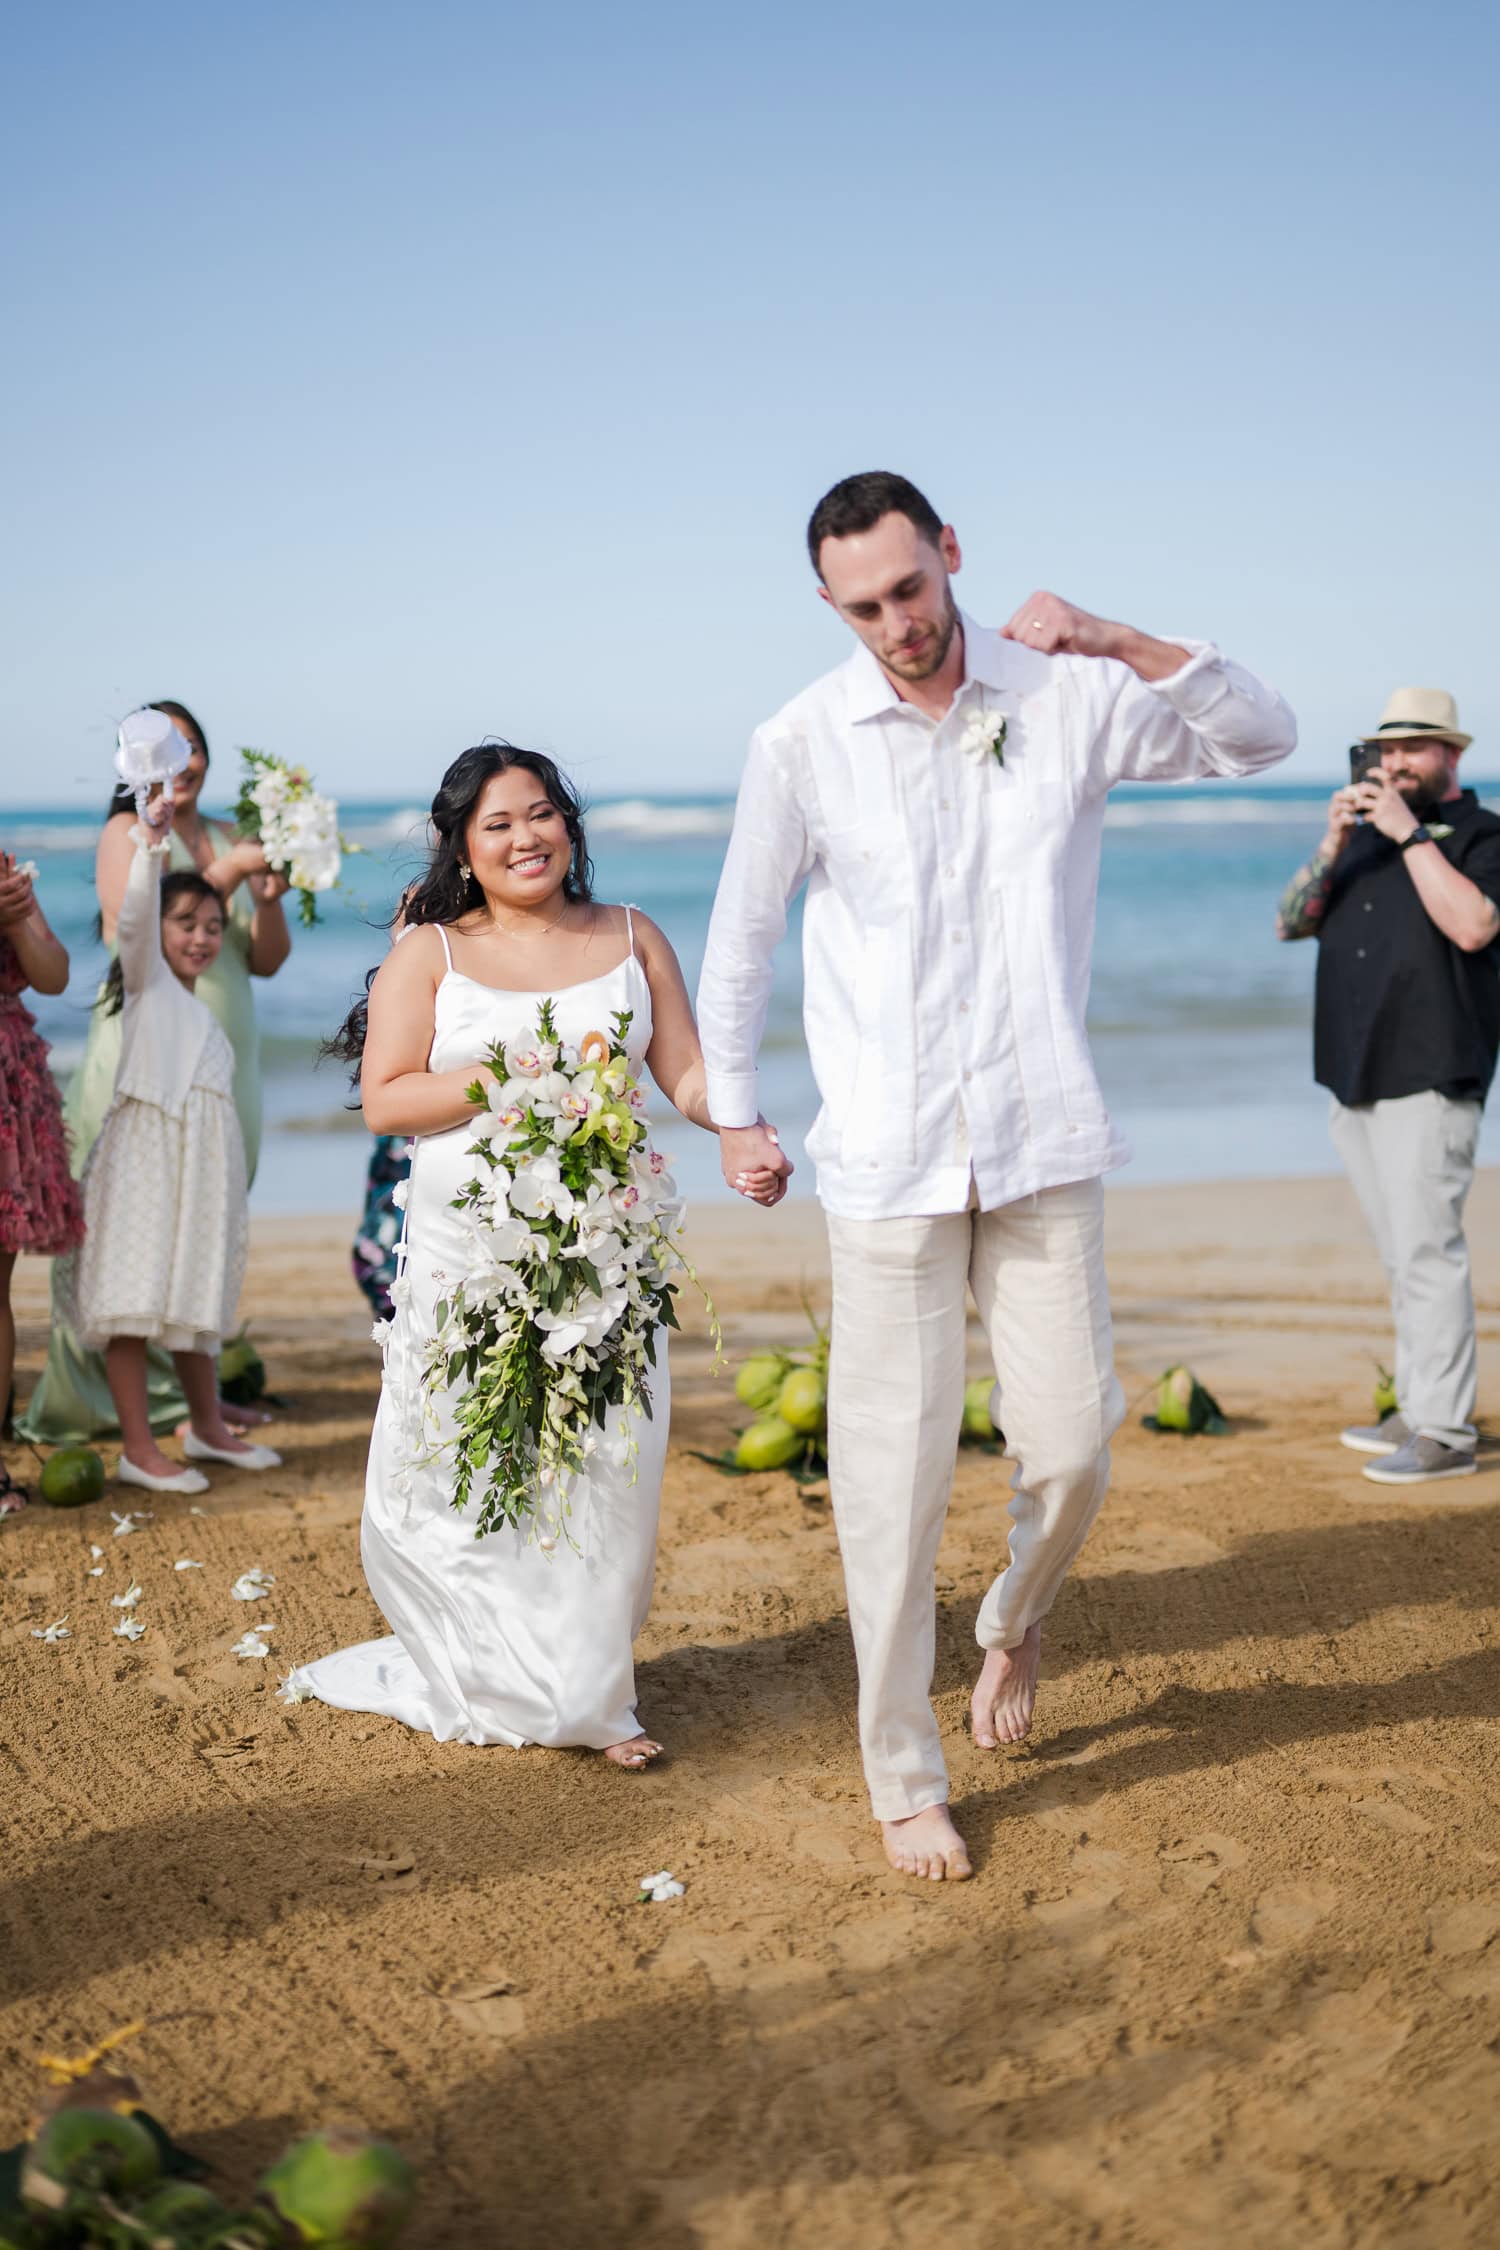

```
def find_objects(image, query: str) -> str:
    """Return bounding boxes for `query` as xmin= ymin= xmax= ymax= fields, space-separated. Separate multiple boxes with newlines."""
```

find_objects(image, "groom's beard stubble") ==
xmin=881 ymin=588 xmax=960 ymax=683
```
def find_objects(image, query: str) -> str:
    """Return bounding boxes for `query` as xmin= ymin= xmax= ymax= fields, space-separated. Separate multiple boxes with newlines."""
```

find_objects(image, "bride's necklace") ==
xmin=482 ymin=896 xmax=571 ymax=946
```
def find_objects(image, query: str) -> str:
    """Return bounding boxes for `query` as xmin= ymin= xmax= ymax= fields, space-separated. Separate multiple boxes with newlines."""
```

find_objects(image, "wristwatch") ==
xmin=1398 ymin=825 xmax=1434 ymax=851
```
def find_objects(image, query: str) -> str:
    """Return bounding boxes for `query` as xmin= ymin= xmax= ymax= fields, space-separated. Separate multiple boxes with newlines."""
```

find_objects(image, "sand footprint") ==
xmin=1427 ymin=1900 xmax=1500 ymax=1998
xmin=1248 ymin=1881 xmax=1339 ymax=1950
xmin=1159 ymin=1831 xmax=1247 ymax=1899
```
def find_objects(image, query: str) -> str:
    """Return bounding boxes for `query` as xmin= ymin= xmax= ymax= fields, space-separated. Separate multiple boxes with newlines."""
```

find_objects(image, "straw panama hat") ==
xmin=1360 ymin=686 xmax=1472 ymax=750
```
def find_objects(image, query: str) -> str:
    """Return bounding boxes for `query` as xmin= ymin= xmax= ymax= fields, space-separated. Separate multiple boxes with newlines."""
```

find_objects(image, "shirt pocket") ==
xmin=821 ymin=819 xmax=912 ymax=926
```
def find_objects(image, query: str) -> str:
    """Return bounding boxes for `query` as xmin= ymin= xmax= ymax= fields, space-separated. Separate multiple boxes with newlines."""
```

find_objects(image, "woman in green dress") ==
xmin=19 ymin=701 xmax=293 ymax=1444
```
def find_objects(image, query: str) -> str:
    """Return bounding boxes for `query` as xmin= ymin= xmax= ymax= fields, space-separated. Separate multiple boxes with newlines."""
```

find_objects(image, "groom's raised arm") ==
xmin=698 ymin=726 xmax=814 ymax=1154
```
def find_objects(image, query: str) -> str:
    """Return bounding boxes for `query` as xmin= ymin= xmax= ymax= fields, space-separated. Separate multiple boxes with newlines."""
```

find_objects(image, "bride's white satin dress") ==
xmin=291 ymin=926 xmax=667 ymax=1749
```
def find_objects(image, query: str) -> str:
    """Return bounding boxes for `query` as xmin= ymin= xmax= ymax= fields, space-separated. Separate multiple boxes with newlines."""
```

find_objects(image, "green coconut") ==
xmin=21 ymin=2105 xmax=161 ymax=2215
xmin=776 ymin=1367 xmax=827 ymax=1435
xmin=733 ymin=1352 xmax=790 ymax=1412
xmin=734 ymin=1418 xmax=804 ymax=1472
xmin=37 ymin=1446 xmax=106 ymax=1509
xmin=961 ymin=1379 xmax=997 ymax=1442
xmin=1146 ymin=1365 xmax=1228 ymax=1437
xmin=218 ymin=1329 xmax=267 ymax=1408
xmin=258 ymin=2127 xmax=415 ymax=2247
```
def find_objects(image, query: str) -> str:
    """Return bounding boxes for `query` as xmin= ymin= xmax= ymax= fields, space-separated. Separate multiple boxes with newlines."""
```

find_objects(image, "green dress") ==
xmin=18 ymin=826 xmax=265 ymax=1444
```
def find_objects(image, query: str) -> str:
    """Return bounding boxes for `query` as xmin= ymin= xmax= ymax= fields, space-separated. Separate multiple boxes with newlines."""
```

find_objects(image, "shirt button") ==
xmin=944 ymin=866 xmax=955 ymax=880
xmin=959 ymin=1000 xmax=970 ymax=1014
xmin=963 ymin=1070 xmax=973 ymax=1083
xmin=1356 ymin=948 xmax=1366 ymax=958
xmin=940 ymin=799 xmax=951 ymax=810
xmin=952 ymin=931 xmax=963 ymax=944
xmin=1364 ymin=901 xmax=1373 ymax=911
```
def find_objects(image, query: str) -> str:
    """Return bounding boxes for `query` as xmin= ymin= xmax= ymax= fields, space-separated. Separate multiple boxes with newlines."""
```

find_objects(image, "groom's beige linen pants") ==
xmin=825 ymin=1177 xmax=1125 ymax=1822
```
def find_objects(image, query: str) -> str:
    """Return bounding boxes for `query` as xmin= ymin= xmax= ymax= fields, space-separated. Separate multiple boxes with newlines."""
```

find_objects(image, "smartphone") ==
xmin=1349 ymin=742 xmax=1383 ymax=787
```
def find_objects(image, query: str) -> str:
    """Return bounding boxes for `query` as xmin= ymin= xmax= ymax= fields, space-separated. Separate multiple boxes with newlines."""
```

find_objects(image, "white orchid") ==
xmin=232 ymin=1629 xmax=274 ymax=1659
xmin=175 ymin=1558 xmax=204 ymax=1571
xmin=231 ymin=1567 xmax=276 ymax=1601
xmin=958 ymin=701 xmax=1008 ymax=767
xmin=111 ymin=1583 xmax=143 ymax=1609
xmin=113 ymin=1617 xmax=147 ymax=1642
xmin=637 ymin=1871 xmax=686 ymax=1902
xmin=31 ymin=1616 xmax=70 ymax=1642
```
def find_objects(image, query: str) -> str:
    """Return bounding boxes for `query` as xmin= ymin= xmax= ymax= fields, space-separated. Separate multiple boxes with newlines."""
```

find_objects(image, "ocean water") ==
xmin=10 ymin=783 xmax=1500 ymax=1221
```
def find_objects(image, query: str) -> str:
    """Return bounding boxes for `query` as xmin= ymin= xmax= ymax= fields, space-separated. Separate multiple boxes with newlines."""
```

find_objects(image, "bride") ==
xmin=291 ymin=743 xmax=786 ymax=1766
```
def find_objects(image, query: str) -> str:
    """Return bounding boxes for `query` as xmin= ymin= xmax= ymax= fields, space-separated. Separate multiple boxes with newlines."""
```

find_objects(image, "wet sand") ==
xmin=4 ymin=1173 xmax=1500 ymax=2247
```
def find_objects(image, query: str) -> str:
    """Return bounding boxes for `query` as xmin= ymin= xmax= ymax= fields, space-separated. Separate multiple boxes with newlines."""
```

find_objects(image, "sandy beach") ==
xmin=5 ymin=1173 xmax=1500 ymax=2247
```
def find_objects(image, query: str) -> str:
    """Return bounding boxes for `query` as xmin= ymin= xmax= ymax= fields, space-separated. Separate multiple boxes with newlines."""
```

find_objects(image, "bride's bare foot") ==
xmin=971 ymin=1621 xmax=1042 ymax=1748
xmin=882 ymin=1804 xmax=972 ymax=1881
xmin=603 ymin=1733 xmax=663 ymax=1769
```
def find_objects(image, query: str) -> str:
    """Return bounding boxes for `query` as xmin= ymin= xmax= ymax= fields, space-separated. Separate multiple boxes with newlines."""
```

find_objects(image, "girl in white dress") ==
xmin=71 ymin=799 xmax=280 ymax=1497
xmin=292 ymin=745 xmax=785 ymax=1766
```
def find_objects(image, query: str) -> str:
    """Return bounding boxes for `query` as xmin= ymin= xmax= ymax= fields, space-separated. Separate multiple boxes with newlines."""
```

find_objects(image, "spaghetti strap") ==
xmin=434 ymin=924 xmax=454 ymax=971
xmin=623 ymin=902 xmax=635 ymax=960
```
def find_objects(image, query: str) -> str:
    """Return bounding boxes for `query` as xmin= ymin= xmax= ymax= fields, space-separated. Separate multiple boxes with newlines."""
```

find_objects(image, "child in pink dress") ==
xmin=0 ymin=850 xmax=85 ymax=1509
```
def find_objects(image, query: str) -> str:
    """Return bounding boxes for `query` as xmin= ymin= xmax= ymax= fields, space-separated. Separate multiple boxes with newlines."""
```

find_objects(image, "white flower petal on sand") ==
xmin=174 ymin=1558 xmax=204 ymax=1571
xmin=111 ymin=1583 xmax=143 ymax=1609
xmin=110 ymin=1510 xmax=153 ymax=1537
xmin=87 ymin=1567 xmax=104 ymax=1578
xmin=89 ymin=1544 xmax=104 ymax=1560
xmin=189 ymin=1505 xmax=209 ymax=1517
xmin=31 ymin=1617 xmax=70 ymax=1642
xmin=637 ymin=1870 xmax=686 ymax=1902
xmin=231 ymin=1568 xmax=276 ymax=1601
xmin=277 ymin=1671 xmax=311 ymax=1704
xmin=112 ymin=1617 xmax=147 ymax=1641
xmin=232 ymin=1629 xmax=274 ymax=1659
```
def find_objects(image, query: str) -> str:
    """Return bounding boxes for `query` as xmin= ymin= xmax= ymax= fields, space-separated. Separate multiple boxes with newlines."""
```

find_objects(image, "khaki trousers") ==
xmin=825 ymin=1178 xmax=1125 ymax=1821
xmin=1329 ymin=1090 xmax=1481 ymax=1448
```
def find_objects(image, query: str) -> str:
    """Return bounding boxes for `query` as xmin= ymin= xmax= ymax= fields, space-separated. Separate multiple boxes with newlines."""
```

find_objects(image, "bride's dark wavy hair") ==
xmin=327 ymin=741 xmax=594 ymax=1081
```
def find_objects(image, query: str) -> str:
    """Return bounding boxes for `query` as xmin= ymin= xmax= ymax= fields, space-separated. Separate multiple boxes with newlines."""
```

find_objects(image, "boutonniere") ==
xmin=958 ymin=708 xmax=1008 ymax=768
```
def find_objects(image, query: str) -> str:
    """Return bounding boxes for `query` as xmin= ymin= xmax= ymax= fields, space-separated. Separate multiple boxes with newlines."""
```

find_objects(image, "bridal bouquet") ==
xmin=412 ymin=1000 xmax=714 ymax=1541
xmin=232 ymin=748 xmax=348 ymax=925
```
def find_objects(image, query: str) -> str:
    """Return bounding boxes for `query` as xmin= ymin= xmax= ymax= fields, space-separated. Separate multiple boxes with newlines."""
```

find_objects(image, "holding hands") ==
xmin=721 ymin=1121 xmax=793 ymax=1208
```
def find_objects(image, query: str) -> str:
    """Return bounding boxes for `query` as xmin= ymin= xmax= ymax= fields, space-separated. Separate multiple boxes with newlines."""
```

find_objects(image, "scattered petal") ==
xmin=113 ymin=1617 xmax=147 ymax=1641
xmin=31 ymin=1616 xmax=70 ymax=1643
xmin=230 ymin=1568 xmax=276 ymax=1601
xmin=86 ymin=1567 xmax=105 ymax=1578
xmin=231 ymin=1630 xmax=273 ymax=1659
xmin=89 ymin=1544 xmax=104 ymax=1560
xmin=277 ymin=1671 xmax=312 ymax=1705
xmin=110 ymin=1510 xmax=153 ymax=1538
xmin=174 ymin=1558 xmax=204 ymax=1571
xmin=189 ymin=1505 xmax=209 ymax=1517
xmin=111 ymin=1583 xmax=143 ymax=1609
xmin=637 ymin=1869 xmax=686 ymax=1902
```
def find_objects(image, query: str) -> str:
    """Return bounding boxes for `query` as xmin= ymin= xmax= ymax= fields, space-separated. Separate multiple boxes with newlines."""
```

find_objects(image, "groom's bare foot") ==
xmin=604 ymin=1733 xmax=663 ymax=1769
xmin=971 ymin=1622 xmax=1042 ymax=1748
xmin=882 ymin=1804 xmax=972 ymax=1881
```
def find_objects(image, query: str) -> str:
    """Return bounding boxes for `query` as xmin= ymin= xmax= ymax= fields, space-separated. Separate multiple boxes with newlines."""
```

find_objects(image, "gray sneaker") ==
xmin=1361 ymin=1434 xmax=1477 ymax=1486
xmin=1340 ymin=1413 xmax=1411 ymax=1456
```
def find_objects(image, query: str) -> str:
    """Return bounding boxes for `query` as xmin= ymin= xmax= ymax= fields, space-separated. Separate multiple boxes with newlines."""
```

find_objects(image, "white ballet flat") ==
xmin=117 ymin=1457 xmax=211 ymax=1496
xmin=182 ymin=1434 xmax=282 ymax=1471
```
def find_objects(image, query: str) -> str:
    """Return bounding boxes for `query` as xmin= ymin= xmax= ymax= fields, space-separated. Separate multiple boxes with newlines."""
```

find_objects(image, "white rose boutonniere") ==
xmin=958 ymin=708 xmax=1008 ymax=768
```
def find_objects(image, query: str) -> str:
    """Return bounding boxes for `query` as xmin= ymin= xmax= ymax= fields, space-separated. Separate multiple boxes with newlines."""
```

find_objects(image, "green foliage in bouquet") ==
xmin=410 ymin=1001 xmax=717 ymax=1539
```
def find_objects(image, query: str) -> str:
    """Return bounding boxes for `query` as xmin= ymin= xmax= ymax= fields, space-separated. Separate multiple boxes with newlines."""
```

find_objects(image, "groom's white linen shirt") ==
xmin=698 ymin=612 xmax=1296 ymax=1220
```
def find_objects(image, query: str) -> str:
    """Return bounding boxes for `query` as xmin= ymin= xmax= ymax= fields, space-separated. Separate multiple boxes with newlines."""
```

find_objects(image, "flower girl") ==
xmin=69 ymin=793 xmax=280 ymax=1495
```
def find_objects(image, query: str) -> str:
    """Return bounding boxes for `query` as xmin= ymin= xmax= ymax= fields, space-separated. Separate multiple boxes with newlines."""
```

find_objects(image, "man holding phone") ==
xmin=1277 ymin=688 xmax=1500 ymax=1485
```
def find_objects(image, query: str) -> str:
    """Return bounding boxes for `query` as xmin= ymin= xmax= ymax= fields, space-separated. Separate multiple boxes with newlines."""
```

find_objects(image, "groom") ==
xmin=697 ymin=472 xmax=1297 ymax=1881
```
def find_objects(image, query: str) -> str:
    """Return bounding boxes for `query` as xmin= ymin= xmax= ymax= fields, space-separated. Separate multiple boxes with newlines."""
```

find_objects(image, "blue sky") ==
xmin=3 ymin=0 xmax=1496 ymax=804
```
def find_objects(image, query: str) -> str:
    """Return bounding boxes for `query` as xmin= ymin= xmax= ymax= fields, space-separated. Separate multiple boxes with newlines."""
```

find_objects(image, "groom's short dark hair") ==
xmin=806 ymin=471 xmax=945 ymax=577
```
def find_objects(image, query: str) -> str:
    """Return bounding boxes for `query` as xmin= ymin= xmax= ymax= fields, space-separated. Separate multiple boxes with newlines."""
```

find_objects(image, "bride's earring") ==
xmin=458 ymin=862 xmax=471 ymax=884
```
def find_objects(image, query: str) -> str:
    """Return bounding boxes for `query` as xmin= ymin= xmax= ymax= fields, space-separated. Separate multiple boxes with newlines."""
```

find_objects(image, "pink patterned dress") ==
xmin=0 ymin=935 xmax=85 ymax=1257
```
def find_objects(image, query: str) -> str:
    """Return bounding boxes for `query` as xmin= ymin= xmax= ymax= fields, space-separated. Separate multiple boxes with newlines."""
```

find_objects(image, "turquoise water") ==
xmin=10 ymin=783 xmax=1500 ymax=1216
